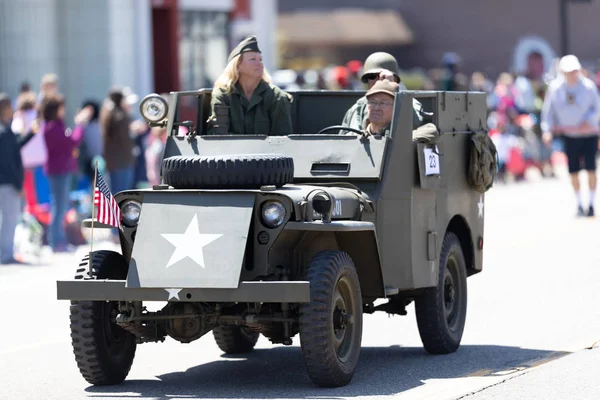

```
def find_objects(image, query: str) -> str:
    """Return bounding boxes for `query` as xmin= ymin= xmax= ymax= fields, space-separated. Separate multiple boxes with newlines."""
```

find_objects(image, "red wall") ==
xmin=152 ymin=0 xmax=180 ymax=93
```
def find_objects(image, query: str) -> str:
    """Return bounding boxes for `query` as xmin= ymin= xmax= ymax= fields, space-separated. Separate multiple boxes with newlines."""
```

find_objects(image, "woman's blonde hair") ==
xmin=213 ymin=53 xmax=273 ymax=93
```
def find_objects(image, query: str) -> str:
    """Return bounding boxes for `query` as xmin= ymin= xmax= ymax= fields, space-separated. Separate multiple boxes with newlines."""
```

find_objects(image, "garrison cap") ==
xmin=366 ymin=80 xmax=400 ymax=98
xmin=228 ymin=35 xmax=261 ymax=63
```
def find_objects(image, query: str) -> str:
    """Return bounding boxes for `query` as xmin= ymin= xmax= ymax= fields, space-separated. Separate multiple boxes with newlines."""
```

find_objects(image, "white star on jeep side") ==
xmin=477 ymin=196 xmax=484 ymax=218
xmin=165 ymin=288 xmax=181 ymax=300
xmin=161 ymin=214 xmax=223 ymax=269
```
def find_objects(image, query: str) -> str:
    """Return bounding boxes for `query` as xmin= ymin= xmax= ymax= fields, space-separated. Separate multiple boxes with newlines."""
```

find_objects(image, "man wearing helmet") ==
xmin=341 ymin=52 xmax=424 ymax=132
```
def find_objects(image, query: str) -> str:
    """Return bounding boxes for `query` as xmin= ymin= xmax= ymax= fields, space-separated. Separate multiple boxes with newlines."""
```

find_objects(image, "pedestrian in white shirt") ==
xmin=541 ymin=55 xmax=600 ymax=217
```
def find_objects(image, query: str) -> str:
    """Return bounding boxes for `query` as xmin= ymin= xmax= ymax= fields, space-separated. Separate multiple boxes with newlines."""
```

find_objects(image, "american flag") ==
xmin=93 ymin=171 xmax=122 ymax=229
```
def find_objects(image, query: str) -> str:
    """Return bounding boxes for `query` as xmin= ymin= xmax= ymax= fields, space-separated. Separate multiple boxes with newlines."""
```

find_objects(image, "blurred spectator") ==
xmin=38 ymin=73 xmax=59 ymax=105
xmin=330 ymin=66 xmax=350 ymax=90
xmin=12 ymin=91 xmax=50 ymax=210
xmin=303 ymin=69 xmax=327 ymax=90
xmin=76 ymin=100 xmax=103 ymax=185
xmin=490 ymin=73 xmax=519 ymax=124
xmin=131 ymin=119 xmax=150 ymax=189
xmin=514 ymin=52 xmax=546 ymax=113
xmin=13 ymin=81 xmax=33 ymax=109
xmin=116 ymin=86 xmax=149 ymax=189
xmin=41 ymin=94 xmax=86 ymax=252
xmin=0 ymin=93 xmax=38 ymax=264
xmin=12 ymin=91 xmax=46 ymax=171
xmin=595 ymin=59 xmax=600 ymax=90
xmin=346 ymin=60 xmax=364 ymax=90
xmin=100 ymin=86 xmax=136 ymax=195
xmin=145 ymin=126 xmax=167 ymax=187
xmin=469 ymin=72 xmax=495 ymax=110
xmin=513 ymin=51 xmax=554 ymax=177
xmin=438 ymin=52 xmax=468 ymax=91
xmin=272 ymin=69 xmax=301 ymax=90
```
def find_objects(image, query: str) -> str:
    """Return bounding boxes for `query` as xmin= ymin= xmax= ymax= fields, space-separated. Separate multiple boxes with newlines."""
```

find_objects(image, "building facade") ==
xmin=277 ymin=0 xmax=600 ymax=79
xmin=0 ymin=0 xmax=154 ymax=122
xmin=0 ymin=0 xmax=256 ymax=122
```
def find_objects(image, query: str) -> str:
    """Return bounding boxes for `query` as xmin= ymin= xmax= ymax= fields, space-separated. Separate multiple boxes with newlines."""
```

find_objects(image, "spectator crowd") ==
xmin=0 ymin=73 xmax=168 ymax=263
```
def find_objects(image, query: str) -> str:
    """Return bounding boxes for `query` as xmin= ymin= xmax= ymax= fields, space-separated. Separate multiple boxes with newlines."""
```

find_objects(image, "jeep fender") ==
xmin=279 ymin=221 xmax=385 ymax=301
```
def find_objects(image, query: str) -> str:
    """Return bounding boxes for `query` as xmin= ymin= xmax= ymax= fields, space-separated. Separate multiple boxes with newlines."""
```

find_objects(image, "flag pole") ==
xmin=89 ymin=160 xmax=98 ymax=276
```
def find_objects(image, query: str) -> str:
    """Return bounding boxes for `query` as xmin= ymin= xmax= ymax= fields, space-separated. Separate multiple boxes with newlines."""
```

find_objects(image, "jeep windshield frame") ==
xmin=161 ymin=89 xmax=418 ymax=180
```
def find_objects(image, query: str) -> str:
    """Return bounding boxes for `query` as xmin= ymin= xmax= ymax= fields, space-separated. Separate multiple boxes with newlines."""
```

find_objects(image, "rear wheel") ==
xmin=299 ymin=251 xmax=363 ymax=388
xmin=213 ymin=326 xmax=259 ymax=354
xmin=415 ymin=232 xmax=468 ymax=354
xmin=69 ymin=251 xmax=137 ymax=385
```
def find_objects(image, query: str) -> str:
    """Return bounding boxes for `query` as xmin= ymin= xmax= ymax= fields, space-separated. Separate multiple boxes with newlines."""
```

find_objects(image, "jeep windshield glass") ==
xmin=167 ymin=89 xmax=419 ymax=139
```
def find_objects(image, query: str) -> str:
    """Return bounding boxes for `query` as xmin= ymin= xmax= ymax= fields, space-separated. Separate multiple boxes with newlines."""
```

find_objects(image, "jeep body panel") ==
xmin=161 ymin=89 xmax=486 ymax=292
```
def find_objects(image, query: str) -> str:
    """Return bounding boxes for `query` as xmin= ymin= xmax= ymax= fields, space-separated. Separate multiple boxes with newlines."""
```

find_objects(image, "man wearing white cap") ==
xmin=541 ymin=54 xmax=600 ymax=217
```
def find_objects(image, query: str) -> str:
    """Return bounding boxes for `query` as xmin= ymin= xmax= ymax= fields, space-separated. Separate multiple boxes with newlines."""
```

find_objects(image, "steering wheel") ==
xmin=316 ymin=125 xmax=366 ymax=136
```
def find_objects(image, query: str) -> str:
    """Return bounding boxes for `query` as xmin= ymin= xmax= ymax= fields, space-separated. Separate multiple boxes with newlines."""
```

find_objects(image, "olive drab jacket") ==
xmin=208 ymin=80 xmax=293 ymax=136
xmin=341 ymin=96 xmax=424 ymax=133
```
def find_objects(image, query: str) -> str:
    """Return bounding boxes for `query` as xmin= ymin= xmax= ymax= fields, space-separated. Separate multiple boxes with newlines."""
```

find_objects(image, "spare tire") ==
xmin=162 ymin=154 xmax=294 ymax=189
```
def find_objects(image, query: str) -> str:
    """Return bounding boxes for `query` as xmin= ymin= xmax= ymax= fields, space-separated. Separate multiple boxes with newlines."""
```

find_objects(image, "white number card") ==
xmin=424 ymin=146 xmax=440 ymax=175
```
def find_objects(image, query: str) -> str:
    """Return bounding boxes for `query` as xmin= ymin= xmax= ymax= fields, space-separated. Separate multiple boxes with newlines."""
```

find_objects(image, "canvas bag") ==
xmin=468 ymin=131 xmax=498 ymax=193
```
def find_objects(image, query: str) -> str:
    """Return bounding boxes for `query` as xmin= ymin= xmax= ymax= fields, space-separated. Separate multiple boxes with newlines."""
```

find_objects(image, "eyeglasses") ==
xmin=362 ymin=73 xmax=379 ymax=82
xmin=367 ymin=100 xmax=394 ymax=108
xmin=361 ymin=74 xmax=402 ymax=84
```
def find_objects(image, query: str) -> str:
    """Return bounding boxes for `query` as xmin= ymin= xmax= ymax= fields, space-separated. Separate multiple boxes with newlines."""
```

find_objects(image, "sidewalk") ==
xmin=465 ymin=346 xmax=600 ymax=399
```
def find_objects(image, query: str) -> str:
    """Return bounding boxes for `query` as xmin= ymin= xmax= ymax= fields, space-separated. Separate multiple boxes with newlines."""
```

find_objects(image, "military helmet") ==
xmin=361 ymin=52 xmax=400 ymax=83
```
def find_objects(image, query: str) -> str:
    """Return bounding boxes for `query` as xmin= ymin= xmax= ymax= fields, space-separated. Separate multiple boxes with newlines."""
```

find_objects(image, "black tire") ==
xmin=69 ymin=251 xmax=137 ymax=385
xmin=415 ymin=232 xmax=468 ymax=354
xmin=213 ymin=326 xmax=259 ymax=354
xmin=162 ymin=154 xmax=294 ymax=189
xmin=299 ymin=251 xmax=363 ymax=388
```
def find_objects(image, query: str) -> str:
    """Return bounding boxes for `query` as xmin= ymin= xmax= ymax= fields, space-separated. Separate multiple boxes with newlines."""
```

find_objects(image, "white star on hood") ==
xmin=161 ymin=214 xmax=223 ymax=269
xmin=165 ymin=288 xmax=181 ymax=300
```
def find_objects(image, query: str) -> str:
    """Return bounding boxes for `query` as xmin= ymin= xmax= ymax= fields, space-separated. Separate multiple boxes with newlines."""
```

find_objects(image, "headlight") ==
xmin=139 ymin=94 xmax=168 ymax=123
xmin=261 ymin=201 xmax=286 ymax=228
xmin=121 ymin=200 xmax=142 ymax=228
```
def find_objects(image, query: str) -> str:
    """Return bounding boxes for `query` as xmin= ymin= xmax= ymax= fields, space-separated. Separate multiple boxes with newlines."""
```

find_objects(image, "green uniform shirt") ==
xmin=208 ymin=80 xmax=293 ymax=136
xmin=341 ymin=95 xmax=424 ymax=134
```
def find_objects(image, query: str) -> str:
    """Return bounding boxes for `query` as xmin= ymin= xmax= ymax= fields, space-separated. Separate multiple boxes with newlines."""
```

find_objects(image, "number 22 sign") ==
xmin=423 ymin=146 xmax=440 ymax=176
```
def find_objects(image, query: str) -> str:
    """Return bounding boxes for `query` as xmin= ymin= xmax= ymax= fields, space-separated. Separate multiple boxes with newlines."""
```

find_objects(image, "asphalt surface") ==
xmin=1 ymin=170 xmax=599 ymax=400
xmin=465 ymin=346 xmax=600 ymax=400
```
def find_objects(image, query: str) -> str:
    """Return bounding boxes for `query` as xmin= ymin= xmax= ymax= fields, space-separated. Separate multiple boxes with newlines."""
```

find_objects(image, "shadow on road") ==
xmin=84 ymin=344 xmax=568 ymax=399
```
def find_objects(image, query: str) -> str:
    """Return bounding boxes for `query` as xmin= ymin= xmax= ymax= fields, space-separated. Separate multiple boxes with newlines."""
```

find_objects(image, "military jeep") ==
xmin=57 ymin=87 xmax=494 ymax=388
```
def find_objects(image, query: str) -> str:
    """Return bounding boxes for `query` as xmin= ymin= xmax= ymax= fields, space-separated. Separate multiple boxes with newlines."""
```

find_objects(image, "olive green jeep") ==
xmin=57 ymin=87 xmax=496 ymax=388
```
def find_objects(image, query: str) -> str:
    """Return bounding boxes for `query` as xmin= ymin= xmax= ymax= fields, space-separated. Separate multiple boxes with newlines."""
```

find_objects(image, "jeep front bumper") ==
xmin=56 ymin=280 xmax=310 ymax=303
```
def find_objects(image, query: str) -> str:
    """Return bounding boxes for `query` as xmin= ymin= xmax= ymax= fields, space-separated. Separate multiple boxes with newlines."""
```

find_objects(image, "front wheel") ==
xmin=69 ymin=251 xmax=137 ymax=385
xmin=299 ymin=251 xmax=363 ymax=388
xmin=415 ymin=232 xmax=468 ymax=354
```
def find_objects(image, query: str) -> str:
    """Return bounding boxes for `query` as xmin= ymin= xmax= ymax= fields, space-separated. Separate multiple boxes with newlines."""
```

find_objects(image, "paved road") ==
xmin=1 ymin=173 xmax=599 ymax=400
